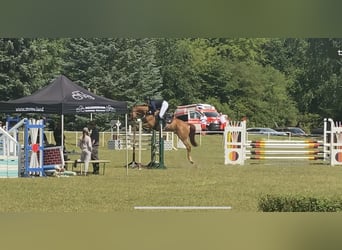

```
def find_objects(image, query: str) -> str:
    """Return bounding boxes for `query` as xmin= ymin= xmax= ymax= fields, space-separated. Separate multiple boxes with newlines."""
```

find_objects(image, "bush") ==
xmin=258 ymin=194 xmax=342 ymax=212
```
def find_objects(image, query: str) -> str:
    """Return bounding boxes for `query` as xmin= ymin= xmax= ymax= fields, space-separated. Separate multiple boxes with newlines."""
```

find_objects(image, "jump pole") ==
xmin=138 ymin=119 xmax=142 ymax=168
xmin=125 ymin=114 xmax=129 ymax=175
xmin=224 ymin=118 xmax=342 ymax=166
xmin=128 ymin=119 xmax=142 ymax=169
xmin=146 ymin=119 xmax=166 ymax=169
xmin=159 ymin=120 xmax=165 ymax=169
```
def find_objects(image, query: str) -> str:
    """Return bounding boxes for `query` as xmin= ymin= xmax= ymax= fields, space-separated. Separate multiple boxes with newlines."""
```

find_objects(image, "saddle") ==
xmin=164 ymin=113 xmax=173 ymax=124
xmin=154 ymin=113 xmax=173 ymax=129
xmin=148 ymin=109 xmax=172 ymax=122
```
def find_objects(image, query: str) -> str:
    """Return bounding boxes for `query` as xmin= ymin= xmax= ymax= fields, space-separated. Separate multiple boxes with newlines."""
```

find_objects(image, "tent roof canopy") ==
xmin=0 ymin=75 xmax=127 ymax=114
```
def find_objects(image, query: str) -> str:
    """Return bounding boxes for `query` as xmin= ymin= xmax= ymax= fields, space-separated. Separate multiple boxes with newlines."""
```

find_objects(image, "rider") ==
xmin=144 ymin=96 xmax=169 ymax=124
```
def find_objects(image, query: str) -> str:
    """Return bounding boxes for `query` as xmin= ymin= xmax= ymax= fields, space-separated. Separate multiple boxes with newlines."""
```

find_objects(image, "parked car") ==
xmin=310 ymin=127 xmax=324 ymax=135
xmin=274 ymin=127 xmax=308 ymax=136
xmin=246 ymin=127 xmax=288 ymax=136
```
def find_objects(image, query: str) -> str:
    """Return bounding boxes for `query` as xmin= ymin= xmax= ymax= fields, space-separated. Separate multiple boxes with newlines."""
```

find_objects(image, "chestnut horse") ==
xmin=131 ymin=105 xmax=198 ymax=164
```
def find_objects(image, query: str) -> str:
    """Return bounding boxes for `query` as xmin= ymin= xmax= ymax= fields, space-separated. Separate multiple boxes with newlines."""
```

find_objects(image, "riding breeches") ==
xmin=159 ymin=100 xmax=169 ymax=119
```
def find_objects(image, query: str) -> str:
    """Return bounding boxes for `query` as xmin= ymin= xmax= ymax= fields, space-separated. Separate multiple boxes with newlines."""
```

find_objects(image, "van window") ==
xmin=189 ymin=111 xmax=201 ymax=119
xmin=203 ymin=111 xmax=219 ymax=117
xmin=176 ymin=114 xmax=188 ymax=122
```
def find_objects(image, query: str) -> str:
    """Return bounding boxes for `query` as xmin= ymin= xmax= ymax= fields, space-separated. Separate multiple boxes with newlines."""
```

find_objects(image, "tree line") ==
xmin=0 ymin=38 xmax=341 ymax=132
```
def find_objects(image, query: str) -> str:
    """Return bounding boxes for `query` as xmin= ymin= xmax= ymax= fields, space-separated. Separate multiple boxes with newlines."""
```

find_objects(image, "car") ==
xmin=310 ymin=127 xmax=323 ymax=135
xmin=246 ymin=127 xmax=288 ymax=136
xmin=274 ymin=127 xmax=308 ymax=136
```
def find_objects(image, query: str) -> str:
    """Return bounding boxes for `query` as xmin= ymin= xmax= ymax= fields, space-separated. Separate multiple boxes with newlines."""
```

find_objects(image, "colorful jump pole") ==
xmin=224 ymin=118 xmax=342 ymax=166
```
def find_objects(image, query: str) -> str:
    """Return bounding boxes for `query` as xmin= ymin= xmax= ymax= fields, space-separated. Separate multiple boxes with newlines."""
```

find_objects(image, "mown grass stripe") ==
xmin=134 ymin=206 xmax=232 ymax=210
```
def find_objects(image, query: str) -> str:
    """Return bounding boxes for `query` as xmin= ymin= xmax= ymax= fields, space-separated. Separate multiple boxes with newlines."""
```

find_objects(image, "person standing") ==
xmin=78 ymin=127 xmax=92 ymax=176
xmin=219 ymin=113 xmax=227 ymax=131
xmin=53 ymin=120 xmax=68 ymax=160
xmin=200 ymin=113 xmax=208 ymax=135
xmin=53 ymin=121 xmax=62 ymax=146
xmin=89 ymin=121 xmax=100 ymax=175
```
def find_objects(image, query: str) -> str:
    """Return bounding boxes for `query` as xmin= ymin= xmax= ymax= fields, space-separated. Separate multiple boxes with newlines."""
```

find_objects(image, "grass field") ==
xmin=1 ymin=133 xmax=342 ymax=212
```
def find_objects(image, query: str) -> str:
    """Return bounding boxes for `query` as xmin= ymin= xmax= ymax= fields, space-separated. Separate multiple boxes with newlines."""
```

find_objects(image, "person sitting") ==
xmin=144 ymin=96 xmax=169 ymax=124
xmin=144 ymin=96 xmax=170 ymax=128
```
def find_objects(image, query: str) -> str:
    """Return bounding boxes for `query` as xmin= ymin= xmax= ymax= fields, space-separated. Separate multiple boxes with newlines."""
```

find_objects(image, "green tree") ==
xmin=156 ymin=38 xmax=202 ymax=109
xmin=220 ymin=61 xmax=298 ymax=126
xmin=0 ymin=38 xmax=65 ymax=100
xmin=209 ymin=38 xmax=269 ymax=63
xmin=64 ymin=38 xmax=162 ymax=107
xmin=308 ymin=39 xmax=342 ymax=119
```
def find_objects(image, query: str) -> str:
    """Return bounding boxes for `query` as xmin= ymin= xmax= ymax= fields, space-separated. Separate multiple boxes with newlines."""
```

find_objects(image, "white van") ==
xmin=174 ymin=104 xmax=222 ymax=131
xmin=173 ymin=108 xmax=206 ymax=132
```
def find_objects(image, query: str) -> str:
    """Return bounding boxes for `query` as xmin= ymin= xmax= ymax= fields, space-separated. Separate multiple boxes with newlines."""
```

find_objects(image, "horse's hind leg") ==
xmin=182 ymin=140 xmax=194 ymax=164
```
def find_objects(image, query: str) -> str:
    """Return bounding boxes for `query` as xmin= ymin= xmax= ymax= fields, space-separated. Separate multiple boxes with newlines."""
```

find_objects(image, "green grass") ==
xmin=1 ymin=133 xmax=341 ymax=212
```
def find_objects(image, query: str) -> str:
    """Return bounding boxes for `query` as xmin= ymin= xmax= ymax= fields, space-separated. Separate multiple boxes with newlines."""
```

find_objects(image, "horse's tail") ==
xmin=189 ymin=124 xmax=198 ymax=147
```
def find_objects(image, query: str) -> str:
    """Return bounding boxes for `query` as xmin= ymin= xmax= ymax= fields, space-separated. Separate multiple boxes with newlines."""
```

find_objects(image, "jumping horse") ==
xmin=131 ymin=105 xmax=198 ymax=164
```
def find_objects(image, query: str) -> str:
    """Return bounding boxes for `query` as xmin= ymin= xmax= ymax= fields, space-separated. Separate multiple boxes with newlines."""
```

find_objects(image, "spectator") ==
xmin=89 ymin=121 xmax=100 ymax=175
xmin=220 ymin=113 xmax=227 ymax=130
xmin=200 ymin=113 xmax=208 ymax=135
xmin=53 ymin=121 xmax=62 ymax=146
xmin=53 ymin=120 xmax=68 ymax=160
xmin=78 ymin=127 xmax=92 ymax=176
